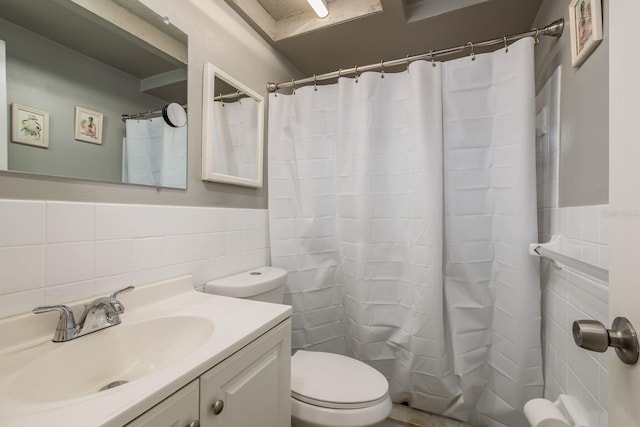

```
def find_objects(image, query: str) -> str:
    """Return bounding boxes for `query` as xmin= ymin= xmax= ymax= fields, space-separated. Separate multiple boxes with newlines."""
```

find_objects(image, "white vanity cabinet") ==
xmin=199 ymin=320 xmax=291 ymax=427
xmin=125 ymin=319 xmax=291 ymax=427
xmin=125 ymin=380 xmax=200 ymax=427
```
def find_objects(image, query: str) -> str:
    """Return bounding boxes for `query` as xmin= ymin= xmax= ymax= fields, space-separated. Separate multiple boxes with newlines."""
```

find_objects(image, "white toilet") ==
xmin=205 ymin=266 xmax=392 ymax=427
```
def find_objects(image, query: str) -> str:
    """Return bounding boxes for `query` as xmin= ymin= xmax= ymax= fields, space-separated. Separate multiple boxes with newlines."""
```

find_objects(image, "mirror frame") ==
xmin=0 ymin=39 xmax=7 ymax=170
xmin=201 ymin=62 xmax=264 ymax=188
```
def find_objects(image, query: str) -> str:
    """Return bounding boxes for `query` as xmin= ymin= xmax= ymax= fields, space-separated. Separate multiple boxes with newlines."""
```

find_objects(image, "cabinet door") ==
xmin=200 ymin=320 xmax=291 ymax=427
xmin=126 ymin=380 xmax=200 ymax=427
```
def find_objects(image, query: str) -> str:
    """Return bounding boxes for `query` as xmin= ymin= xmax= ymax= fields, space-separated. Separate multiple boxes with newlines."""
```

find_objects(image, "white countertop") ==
xmin=0 ymin=275 xmax=291 ymax=427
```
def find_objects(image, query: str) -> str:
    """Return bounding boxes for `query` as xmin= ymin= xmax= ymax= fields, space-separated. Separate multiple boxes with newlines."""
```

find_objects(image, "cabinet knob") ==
xmin=212 ymin=399 xmax=224 ymax=415
xmin=186 ymin=421 xmax=200 ymax=427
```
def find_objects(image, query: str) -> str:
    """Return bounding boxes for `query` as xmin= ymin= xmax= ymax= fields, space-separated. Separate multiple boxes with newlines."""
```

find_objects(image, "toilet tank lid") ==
xmin=205 ymin=266 xmax=287 ymax=298
xmin=291 ymin=351 xmax=389 ymax=408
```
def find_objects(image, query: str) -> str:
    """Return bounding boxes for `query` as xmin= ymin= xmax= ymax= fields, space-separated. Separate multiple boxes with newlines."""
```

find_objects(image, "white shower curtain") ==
xmin=212 ymin=99 xmax=259 ymax=180
xmin=123 ymin=117 xmax=187 ymax=188
xmin=269 ymin=38 xmax=541 ymax=426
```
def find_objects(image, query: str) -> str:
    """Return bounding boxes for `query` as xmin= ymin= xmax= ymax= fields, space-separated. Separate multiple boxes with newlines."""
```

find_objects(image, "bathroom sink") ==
xmin=0 ymin=275 xmax=291 ymax=426
xmin=6 ymin=315 xmax=214 ymax=403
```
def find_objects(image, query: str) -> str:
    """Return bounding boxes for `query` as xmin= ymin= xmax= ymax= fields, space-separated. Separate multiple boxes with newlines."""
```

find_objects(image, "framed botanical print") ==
xmin=11 ymin=103 xmax=49 ymax=148
xmin=569 ymin=0 xmax=603 ymax=67
xmin=75 ymin=106 xmax=103 ymax=144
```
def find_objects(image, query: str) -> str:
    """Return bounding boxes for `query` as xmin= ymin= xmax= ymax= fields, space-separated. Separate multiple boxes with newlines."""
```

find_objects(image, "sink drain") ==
xmin=99 ymin=380 xmax=128 ymax=392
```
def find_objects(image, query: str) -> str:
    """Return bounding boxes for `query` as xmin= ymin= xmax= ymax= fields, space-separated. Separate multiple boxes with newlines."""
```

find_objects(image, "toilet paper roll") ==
xmin=523 ymin=398 xmax=571 ymax=427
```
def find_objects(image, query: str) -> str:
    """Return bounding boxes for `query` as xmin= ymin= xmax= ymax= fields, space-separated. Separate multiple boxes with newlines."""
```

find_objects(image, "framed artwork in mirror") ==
xmin=202 ymin=63 xmax=264 ymax=188
xmin=74 ymin=106 xmax=103 ymax=145
xmin=568 ymin=0 xmax=603 ymax=67
xmin=11 ymin=103 xmax=49 ymax=148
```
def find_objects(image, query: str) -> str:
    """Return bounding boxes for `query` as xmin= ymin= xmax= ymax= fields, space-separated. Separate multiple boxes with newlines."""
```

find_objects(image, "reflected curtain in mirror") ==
xmin=212 ymin=97 xmax=259 ymax=180
xmin=123 ymin=118 xmax=187 ymax=188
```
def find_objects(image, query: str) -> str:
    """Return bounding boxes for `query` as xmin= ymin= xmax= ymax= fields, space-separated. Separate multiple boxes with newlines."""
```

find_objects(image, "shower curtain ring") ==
xmin=504 ymin=35 xmax=509 ymax=53
xmin=220 ymin=93 xmax=224 ymax=107
xmin=467 ymin=42 xmax=475 ymax=61
xmin=313 ymin=74 xmax=317 ymax=91
xmin=236 ymin=89 xmax=241 ymax=104
xmin=405 ymin=55 xmax=411 ymax=71
xmin=338 ymin=68 xmax=343 ymax=78
xmin=429 ymin=50 xmax=436 ymax=67
xmin=380 ymin=60 xmax=385 ymax=78
xmin=534 ymin=28 xmax=540 ymax=45
xmin=291 ymin=78 xmax=296 ymax=95
xmin=355 ymin=65 xmax=359 ymax=83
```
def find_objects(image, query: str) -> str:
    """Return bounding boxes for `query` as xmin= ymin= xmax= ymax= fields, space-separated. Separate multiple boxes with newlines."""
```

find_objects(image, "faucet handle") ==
xmin=32 ymin=305 xmax=79 ymax=342
xmin=110 ymin=286 xmax=135 ymax=314
xmin=111 ymin=285 xmax=135 ymax=299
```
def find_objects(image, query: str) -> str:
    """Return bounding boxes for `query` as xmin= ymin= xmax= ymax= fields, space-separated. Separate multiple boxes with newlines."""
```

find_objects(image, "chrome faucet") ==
xmin=33 ymin=286 xmax=135 ymax=342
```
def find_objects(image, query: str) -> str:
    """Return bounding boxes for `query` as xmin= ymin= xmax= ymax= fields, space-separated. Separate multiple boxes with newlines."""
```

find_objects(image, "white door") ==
xmin=609 ymin=0 xmax=640 ymax=425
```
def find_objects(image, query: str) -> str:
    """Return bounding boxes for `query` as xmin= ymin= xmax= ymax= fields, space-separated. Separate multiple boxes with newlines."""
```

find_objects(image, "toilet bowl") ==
xmin=290 ymin=350 xmax=392 ymax=427
xmin=205 ymin=267 xmax=392 ymax=427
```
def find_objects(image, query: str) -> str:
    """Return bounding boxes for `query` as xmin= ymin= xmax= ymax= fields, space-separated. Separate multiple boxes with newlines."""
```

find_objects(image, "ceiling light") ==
xmin=306 ymin=0 xmax=329 ymax=18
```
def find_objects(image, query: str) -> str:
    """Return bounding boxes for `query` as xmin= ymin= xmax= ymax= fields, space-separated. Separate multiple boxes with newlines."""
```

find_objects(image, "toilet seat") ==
xmin=291 ymin=351 xmax=389 ymax=410
xmin=293 ymin=392 xmax=389 ymax=410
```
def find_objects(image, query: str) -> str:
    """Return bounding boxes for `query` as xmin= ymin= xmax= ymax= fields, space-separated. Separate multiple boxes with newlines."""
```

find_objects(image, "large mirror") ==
xmin=202 ymin=63 xmax=264 ymax=188
xmin=0 ymin=0 xmax=188 ymax=189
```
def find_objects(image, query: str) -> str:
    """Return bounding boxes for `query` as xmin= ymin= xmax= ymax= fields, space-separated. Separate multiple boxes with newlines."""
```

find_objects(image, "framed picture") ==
xmin=11 ymin=103 xmax=49 ymax=148
xmin=75 ymin=106 xmax=103 ymax=144
xmin=568 ymin=0 xmax=603 ymax=67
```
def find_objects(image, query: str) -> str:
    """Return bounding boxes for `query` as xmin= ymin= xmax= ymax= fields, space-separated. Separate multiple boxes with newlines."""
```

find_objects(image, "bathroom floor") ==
xmin=381 ymin=404 xmax=470 ymax=427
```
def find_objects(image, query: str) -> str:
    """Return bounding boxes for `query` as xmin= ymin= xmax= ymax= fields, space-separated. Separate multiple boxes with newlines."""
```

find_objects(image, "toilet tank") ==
xmin=204 ymin=266 xmax=287 ymax=303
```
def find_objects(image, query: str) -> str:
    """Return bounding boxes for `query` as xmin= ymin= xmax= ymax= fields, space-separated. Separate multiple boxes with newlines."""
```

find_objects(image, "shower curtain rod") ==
xmin=121 ymin=90 xmax=251 ymax=122
xmin=266 ymin=18 xmax=564 ymax=93
xmin=213 ymin=91 xmax=252 ymax=102
xmin=121 ymin=104 xmax=187 ymax=122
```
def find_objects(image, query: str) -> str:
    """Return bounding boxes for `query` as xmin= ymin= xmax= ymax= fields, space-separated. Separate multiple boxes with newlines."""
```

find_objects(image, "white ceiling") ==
xmin=225 ymin=0 xmax=544 ymax=77
xmin=227 ymin=0 xmax=384 ymax=41
xmin=256 ymin=0 xmax=310 ymax=20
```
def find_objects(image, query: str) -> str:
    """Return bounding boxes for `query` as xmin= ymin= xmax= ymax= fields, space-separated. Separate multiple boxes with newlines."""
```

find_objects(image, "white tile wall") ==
xmin=95 ymin=203 xmax=133 ymax=240
xmin=536 ymin=66 xmax=609 ymax=427
xmin=0 ymin=200 xmax=45 ymax=246
xmin=46 ymin=202 xmax=95 ymax=243
xmin=0 ymin=200 xmax=270 ymax=319
xmin=538 ymin=207 xmax=609 ymax=427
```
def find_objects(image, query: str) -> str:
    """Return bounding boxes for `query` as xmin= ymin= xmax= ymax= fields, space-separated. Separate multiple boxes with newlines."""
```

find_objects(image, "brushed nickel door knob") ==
xmin=572 ymin=317 xmax=639 ymax=365
xmin=572 ymin=319 xmax=609 ymax=352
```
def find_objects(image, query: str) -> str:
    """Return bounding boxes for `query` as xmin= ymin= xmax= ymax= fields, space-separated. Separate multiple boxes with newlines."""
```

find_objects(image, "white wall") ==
xmin=0 ymin=0 xmax=300 ymax=208
xmin=534 ymin=1 xmax=611 ymax=424
xmin=0 ymin=0 xmax=297 ymax=322
xmin=536 ymin=68 xmax=609 ymax=426
xmin=533 ymin=0 xmax=609 ymax=207
xmin=0 ymin=199 xmax=270 ymax=319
